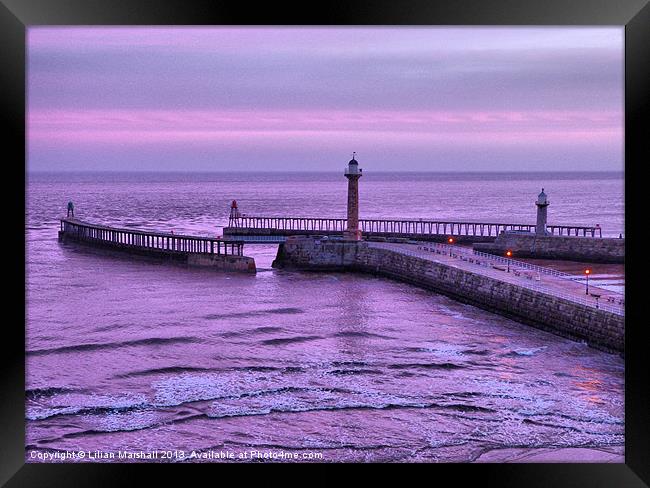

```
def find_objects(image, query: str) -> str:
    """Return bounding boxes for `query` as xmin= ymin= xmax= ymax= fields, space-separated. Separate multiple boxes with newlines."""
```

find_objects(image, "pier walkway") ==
xmin=368 ymin=242 xmax=624 ymax=316
xmin=59 ymin=218 xmax=245 ymax=256
xmin=225 ymin=215 xmax=602 ymax=241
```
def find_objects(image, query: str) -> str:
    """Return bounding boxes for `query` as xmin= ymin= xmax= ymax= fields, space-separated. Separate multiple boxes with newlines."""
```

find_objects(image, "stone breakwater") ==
xmin=273 ymin=237 xmax=624 ymax=353
xmin=474 ymin=233 xmax=624 ymax=263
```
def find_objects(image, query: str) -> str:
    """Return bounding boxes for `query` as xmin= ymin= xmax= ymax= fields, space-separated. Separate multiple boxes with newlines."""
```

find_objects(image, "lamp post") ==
xmin=448 ymin=237 xmax=454 ymax=256
xmin=584 ymin=268 xmax=591 ymax=295
xmin=506 ymin=250 xmax=512 ymax=273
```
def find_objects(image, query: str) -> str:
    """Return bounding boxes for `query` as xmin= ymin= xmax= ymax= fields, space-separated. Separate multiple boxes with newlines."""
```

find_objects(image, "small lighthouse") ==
xmin=535 ymin=188 xmax=549 ymax=236
xmin=344 ymin=152 xmax=363 ymax=241
xmin=229 ymin=200 xmax=240 ymax=226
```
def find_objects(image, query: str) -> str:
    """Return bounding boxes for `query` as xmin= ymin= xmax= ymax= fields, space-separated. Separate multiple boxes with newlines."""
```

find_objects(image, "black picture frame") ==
xmin=2 ymin=0 xmax=648 ymax=485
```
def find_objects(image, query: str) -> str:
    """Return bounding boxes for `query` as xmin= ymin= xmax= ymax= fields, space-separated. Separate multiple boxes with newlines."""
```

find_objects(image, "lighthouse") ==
xmin=344 ymin=152 xmax=363 ymax=241
xmin=535 ymin=188 xmax=549 ymax=236
xmin=229 ymin=200 xmax=240 ymax=227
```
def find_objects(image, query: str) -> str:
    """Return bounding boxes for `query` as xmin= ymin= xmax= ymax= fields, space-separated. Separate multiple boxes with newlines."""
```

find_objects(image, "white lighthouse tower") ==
xmin=535 ymin=188 xmax=550 ymax=236
xmin=344 ymin=152 xmax=363 ymax=241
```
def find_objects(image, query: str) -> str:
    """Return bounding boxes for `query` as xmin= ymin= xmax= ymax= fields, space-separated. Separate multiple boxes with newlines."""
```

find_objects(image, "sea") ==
xmin=26 ymin=171 xmax=625 ymax=462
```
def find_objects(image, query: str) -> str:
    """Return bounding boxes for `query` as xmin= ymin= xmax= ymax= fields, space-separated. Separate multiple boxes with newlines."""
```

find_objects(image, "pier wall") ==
xmin=473 ymin=234 xmax=624 ymax=263
xmin=273 ymin=237 xmax=624 ymax=353
xmin=187 ymin=253 xmax=256 ymax=272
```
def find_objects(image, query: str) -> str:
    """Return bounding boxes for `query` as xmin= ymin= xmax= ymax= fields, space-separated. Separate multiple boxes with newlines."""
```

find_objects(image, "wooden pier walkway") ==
xmin=225 ymin=215 xmax=602 ymax=241
xmin=59 ymin=218 xmax=245 ymax=256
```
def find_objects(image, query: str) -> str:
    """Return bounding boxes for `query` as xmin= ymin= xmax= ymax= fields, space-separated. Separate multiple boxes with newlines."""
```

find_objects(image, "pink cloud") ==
xmin=28 ymin=108 xmax=621 ymax=148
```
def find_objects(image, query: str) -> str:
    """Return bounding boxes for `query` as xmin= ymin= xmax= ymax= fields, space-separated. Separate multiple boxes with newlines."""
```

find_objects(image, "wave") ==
xmin=26 ymin=386 xmax=83 ymax=399
xmin=395 ymin=371 xmax=416 ymax=377
xmin=261 ymin=335 xmax=322 ymax=346
xmin=203 ymin=307 xmax=303 ymax=321
xmin=284 ymin=366 xmax=306 ymax=373
xmin=442 ymin=391 xmax=483 ymax=399
xmin=522 ymin=418 xmax=581 ymax=431
xmin=253 ymin=326 xmax=284 ymax=333
xmin=265 ymin=307 xmax=303 ymax=315
xmin=113 ymin=366 xmax=214 ymax=378
xmin=327 ymin=369 xmax=383 ymax=376
xmin=463 ymin=349 xmax=491 ymax=356
xmin=444 ymin=404 xmax=495 ymax=413
xmin=232 ymin=366 xmax=279 ymax=373
xmin=31 ymin=399 xmax=498 ymax=438
xmin=330 ymin=360 xmax=368 ymax=367
xmin=216 ymin=365 xmax=307 ymax=375
xmin=219 ymin=326 xmax=283 ymax=338
xmin=26 ymin=390 xmax=151 ymax=421
xmin=206 ymin=399 xmax=497 ymax=420
xmin=226 ymin=386 xmax=343 ymax=400
xmin=387 ymin=362 xmax=465 ymax=370
xmin=502 ymin=346 xmax=548 ymax=357
xmin=113 ymin=363 xmax=309 ymax=380
xmin=28 ymin=403 xmax=150 ymax=421
xmin=547 ymin=411 xmax=624 ymax=426
xmin=333 ymin=331 xmax=390 ymax=339
xmin=27 ymin=336 xmax=199 ymax=356
xmin=32 ymin=373 xmax=565 ymax=441
xmin=27 ymin=385 xmax=349 ymax=422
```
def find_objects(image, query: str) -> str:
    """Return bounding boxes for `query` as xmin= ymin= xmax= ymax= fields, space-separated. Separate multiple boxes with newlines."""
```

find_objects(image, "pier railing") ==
xmin=225 ymin=235 xmax=288 ymax=243
xmin=60 ymin=219 xmax=244 ymax=256
xmin=228 ymin=216 xmax=601 ymax=238
xmin=419 ymin=242 xmax=622 ymax=296
xmin=471 ymin=249 xmax=575 ymax=279
xmin=418 ymin=243 xmax=575 ymax=278
xmin=370 ymin=242 xmax=624 ymax=315
xmin=548 ymin=225 xmax=603 ymax=237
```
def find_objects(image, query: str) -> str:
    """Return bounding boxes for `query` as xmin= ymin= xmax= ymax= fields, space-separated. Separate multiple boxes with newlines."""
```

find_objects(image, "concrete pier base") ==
xmin=187 ymin=253 xmax=256 ymax=273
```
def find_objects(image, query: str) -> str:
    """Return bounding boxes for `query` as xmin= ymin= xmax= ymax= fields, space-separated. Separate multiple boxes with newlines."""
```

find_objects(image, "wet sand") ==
xmin=474 ymin=445 xmax=624 ymax=463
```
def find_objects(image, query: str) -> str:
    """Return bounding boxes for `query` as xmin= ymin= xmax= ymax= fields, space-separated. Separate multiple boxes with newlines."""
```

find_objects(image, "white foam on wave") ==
xmin=207 ymin=387 xmax=436 ymax=419
xmin=152 ymin=372 xmax=255 ymax=407
xmin=26 ymin=391 xmax=149 ymax=421
xmin=89 ymin=409 xmax=160 ymax=432
xmin=417 ymin=343 xmax=467 ymax=359
xmin=512 ymin=346 xmax=548 ymax=356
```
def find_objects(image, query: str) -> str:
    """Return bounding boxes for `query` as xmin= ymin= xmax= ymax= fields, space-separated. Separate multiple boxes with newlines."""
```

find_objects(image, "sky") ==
xmin=27 ymin=27 xmax=623 ymax=172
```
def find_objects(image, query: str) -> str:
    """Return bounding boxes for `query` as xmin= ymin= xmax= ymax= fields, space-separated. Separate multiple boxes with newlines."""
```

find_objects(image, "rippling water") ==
xmin=26 ymin=171 xmax=624 ymax=462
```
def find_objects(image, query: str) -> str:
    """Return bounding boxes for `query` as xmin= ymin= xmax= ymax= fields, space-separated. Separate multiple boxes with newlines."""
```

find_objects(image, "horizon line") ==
xmin=27 ymin=169 xmax=624 ymax=174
